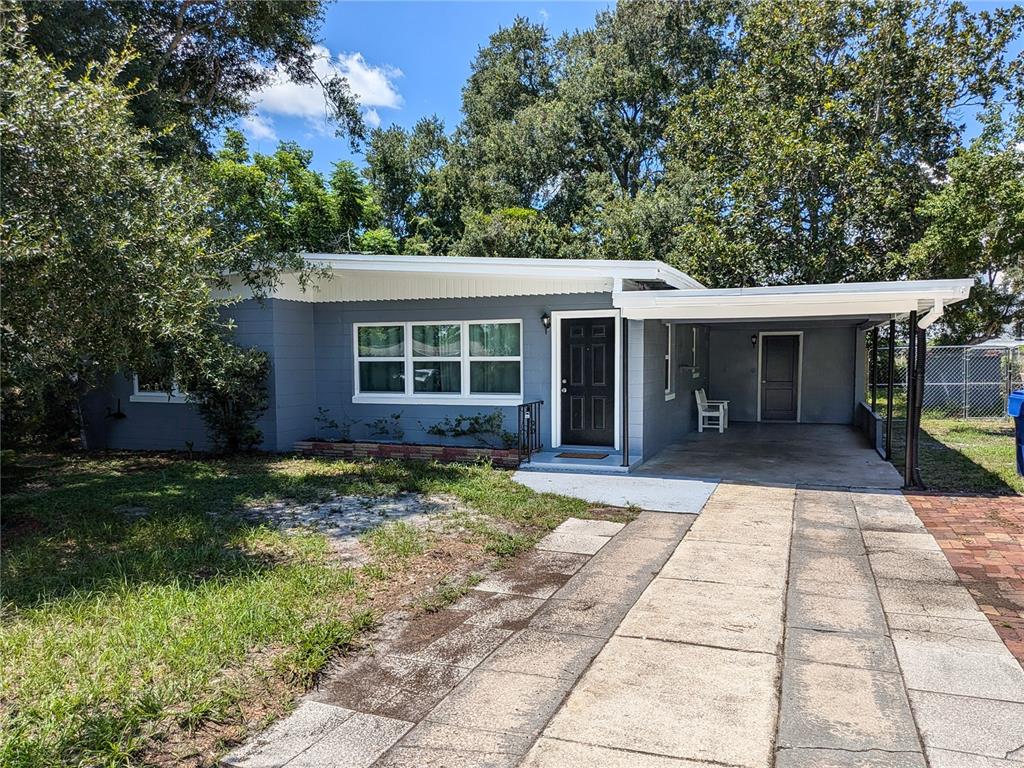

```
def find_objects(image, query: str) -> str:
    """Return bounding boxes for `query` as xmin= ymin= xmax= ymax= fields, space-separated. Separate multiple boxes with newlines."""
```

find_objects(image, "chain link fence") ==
xmin=869 ymin=344 xmax=1023 ymax=419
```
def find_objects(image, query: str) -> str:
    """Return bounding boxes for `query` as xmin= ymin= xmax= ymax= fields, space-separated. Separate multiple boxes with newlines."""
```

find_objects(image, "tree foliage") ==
xmin=666 ymin=0 xmax=1023 ymax=288
xmin=208 ymin=130 xmax=387 ymax=291
xmin=910 ymin=109 xmax=1024 ymax=343
xmin=17 ymin=0 xmax=363 ymax=158
xmin=0 ymin=23 xmax=221 ymax=443
xmin=180 ymin=340 xmax=271 ymax=453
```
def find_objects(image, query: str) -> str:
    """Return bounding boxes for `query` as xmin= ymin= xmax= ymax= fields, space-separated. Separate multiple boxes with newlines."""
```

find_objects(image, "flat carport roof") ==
xmin=614 ymin=278 xmax=973 ymax=326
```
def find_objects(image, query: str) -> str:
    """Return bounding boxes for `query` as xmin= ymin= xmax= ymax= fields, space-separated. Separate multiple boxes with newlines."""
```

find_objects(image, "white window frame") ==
xmin=664 ymin=322 xmax=676 ymax=401
xmin=352 ymin=320 xmax=524 ymax=406
xmin=130 ymin=374 xmax=186 ymax=404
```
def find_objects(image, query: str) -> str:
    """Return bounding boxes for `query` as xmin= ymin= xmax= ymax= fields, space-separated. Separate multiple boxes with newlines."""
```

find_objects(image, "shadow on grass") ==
xmin=0 ymin=452 xmax=471 ymax=610
xmin=890 ymin=423 xmax=1019 ymax=495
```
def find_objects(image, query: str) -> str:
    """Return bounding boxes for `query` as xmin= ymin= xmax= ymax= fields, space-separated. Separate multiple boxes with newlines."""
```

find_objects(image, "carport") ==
xmin=614 ymin=278 xmax=974 ymax=487
xmin=636 ymin=423 xmax=904 ymax=489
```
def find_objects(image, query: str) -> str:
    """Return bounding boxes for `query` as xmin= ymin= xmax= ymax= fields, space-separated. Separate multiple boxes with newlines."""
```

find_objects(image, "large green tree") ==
xmin=362 ymin=115 xmax=456 ymax=249
xmin=0 ymin=24 xmax=221 ymax=441
xmin=208 ymin=130 xmax=388 ymax=284
xmin=444 ymin=1 xmax=733 ymax=259
xmin=665 ymin=0 xmax=1023 ymax=288
xmin=910 ymin=108 xmax=1024 ymax=342
xmin=17 ymin=0 xmax=363 ymax=157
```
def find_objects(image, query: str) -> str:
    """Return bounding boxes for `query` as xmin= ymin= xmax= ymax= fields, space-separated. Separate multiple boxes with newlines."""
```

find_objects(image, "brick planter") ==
xmin=293 ymin=440 xmax=521 ymax=468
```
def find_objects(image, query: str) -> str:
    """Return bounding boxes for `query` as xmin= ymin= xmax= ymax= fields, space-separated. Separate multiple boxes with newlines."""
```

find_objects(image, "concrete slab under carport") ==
xmin=637 ymin=423 xmax=903 ymax=489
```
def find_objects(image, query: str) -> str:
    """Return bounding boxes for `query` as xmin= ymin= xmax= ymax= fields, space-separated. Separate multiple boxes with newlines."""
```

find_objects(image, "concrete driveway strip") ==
xmin=372 ymin=512 xmax=697 ymax=768
xmin=523 ymin=482 xmax=796 ymax=768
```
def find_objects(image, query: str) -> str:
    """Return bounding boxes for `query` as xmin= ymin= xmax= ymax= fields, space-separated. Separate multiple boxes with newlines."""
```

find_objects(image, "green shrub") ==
xmin=425 ymin=410 xmax=516 ymax=449
xmin=184 ymin=343 xmax=270 ymax=453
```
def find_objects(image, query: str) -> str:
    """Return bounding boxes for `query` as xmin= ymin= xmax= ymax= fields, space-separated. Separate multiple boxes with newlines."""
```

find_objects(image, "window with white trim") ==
xmin=131 ymin=368 xmax=185 ymax=403
xmin=664 ymin=322 xmax=676 ymax=400
xmin=354 ymin=320 xmax=522 ymax=402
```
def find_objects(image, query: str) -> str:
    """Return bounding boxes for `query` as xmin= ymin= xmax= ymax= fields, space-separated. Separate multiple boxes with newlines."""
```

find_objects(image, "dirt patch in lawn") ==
xmin=143 ymin=522 xmax=492 ymax=767
xmin=143 ymin=490 xmax=614 ymax=767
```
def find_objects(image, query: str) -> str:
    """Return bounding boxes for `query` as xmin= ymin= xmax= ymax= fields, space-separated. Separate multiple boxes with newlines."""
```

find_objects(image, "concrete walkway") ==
xmin=522 ymin=482 xmax=794 ymax=767
xmin=511 ymin=470 xmax=717 ymax=514
xmin=225 ymin=483 xmax=1024 ymax=768
xmin=523 ymin=483 xmax=1024 ymax=768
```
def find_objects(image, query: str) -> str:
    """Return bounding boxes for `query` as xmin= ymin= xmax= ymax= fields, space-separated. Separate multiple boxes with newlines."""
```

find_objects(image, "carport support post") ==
xmin=621 ymin=317 xmax=629 ymax=468
xmin=885 ymin=318 xmax=895 ymax=460
xmin=870 ymin=326 xmax=879 ymax=412
xmin=904 ymin=312 xmax=927 ymax=489
xmin=904 ymin=311 xmax=918 ymax=487
xmin=910 ymin=324 xmax=927 ymax=488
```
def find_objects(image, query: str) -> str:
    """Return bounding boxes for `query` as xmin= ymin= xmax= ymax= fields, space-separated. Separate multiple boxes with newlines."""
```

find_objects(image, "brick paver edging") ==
xmin=905 ymin=491 xmax=1024 ymax=668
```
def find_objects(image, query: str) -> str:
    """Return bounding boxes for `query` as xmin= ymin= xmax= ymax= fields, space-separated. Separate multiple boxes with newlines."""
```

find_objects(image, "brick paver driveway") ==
xmin=906 ymin=492 xmax=1024 ymax=667
xmin=226 ymin=483 xmax=1024 ymax=768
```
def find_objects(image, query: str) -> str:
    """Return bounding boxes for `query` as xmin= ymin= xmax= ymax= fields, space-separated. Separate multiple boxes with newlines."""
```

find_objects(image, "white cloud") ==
xmin=538 ymin=8 xmax=549 ymax=21
xmin=241 ymin=113 xmax=278 ymax=142
xmin=253 ymin=45 xmax=402 ymax=133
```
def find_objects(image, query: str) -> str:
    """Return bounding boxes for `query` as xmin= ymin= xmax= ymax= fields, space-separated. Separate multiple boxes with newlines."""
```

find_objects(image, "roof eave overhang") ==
xmin=302 ymin=253 xmax=705 ymax=290
xmin=613 ymin=280 xmax=973 ymax=322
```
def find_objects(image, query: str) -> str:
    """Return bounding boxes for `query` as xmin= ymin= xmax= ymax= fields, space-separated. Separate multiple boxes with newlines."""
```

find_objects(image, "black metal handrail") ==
xmin=517 ymin=400 xmax=543 ymax=464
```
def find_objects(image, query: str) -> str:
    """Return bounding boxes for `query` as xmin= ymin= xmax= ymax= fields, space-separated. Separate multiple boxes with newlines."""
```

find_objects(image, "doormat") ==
xmin=556 ymin=452 xmax=610 ymax=460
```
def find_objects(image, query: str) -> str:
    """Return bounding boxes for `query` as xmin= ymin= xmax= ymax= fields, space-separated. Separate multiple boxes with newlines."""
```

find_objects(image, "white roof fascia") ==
xmin=302 ymin=253 xmax=705 ymax=290
xmin=613 ymin=279 xmax=973 ymax=322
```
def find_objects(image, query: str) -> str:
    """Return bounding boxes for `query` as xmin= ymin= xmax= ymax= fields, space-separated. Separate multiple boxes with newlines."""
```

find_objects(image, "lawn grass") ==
xmin=890 ymin=418 xmax=1022 ymax=495
xmin=0 ymin=453 xmax=590 ymax=767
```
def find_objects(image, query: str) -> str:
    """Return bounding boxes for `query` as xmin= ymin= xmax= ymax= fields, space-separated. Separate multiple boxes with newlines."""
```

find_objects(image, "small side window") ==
xmin=131 ymin=363 xmax=185 ymax=403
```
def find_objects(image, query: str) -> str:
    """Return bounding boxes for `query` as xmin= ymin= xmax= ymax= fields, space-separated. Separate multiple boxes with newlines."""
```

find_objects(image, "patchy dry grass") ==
xmin=891 ymin=418 xmax=1022 ymax=495
xmin=0 ymin=453 xmax=591 ymax=767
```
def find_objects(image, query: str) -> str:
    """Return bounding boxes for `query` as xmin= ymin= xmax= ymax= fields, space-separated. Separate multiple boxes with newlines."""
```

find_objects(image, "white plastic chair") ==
xmin=695 ymin=388 xmax=729 ymax=433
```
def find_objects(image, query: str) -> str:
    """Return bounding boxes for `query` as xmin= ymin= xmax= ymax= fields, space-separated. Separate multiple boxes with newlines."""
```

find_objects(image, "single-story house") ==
xmin=83 ymin=254 xmax=972 ymax=471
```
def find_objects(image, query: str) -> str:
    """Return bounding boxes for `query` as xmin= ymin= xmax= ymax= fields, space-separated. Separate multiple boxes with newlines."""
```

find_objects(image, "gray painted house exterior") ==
xmin=83 ymin=255 xmax=972 ymax=467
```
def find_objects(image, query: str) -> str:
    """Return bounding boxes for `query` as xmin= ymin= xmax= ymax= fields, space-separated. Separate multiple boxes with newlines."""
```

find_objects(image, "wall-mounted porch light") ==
xmin=751 ymin=334 xmax=758 ymax=346
xmin=541 ymin=312 xmax=551 ymax=334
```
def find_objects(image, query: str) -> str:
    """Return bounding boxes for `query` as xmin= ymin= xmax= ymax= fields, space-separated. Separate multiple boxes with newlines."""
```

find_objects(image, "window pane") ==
xmin=137 ymin=361 xmax=174 ymax=393
xmin=412 ymin=324 xmax=461 ymax=357
xmin=359 ymin=361 xmax=405 ymax=392
xmin=358 ymin=326 xmax=404 ymax=357
xmin=469 ymin=323 xmax=520 ymax=357
xmin=470 ymin=361 xmax=520 ymax=394
xmin=413 ymin=361 xmax=461 ymax=393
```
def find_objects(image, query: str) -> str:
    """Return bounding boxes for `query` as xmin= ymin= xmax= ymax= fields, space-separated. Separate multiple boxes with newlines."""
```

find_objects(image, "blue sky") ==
xmin=231 ymin=1 xmax=1020 ymax=176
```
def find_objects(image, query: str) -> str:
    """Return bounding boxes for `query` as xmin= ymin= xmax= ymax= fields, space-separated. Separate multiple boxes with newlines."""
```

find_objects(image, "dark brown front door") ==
xmin=561 ymin=317 xmax=615 ymax=446
xmin=761 ymin=334 xmax=799 ymax=421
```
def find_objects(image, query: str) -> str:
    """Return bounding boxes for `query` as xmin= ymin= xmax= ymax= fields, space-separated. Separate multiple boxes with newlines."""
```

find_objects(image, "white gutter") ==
xmin=917 ymin=298 xmax=944 ymax=329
